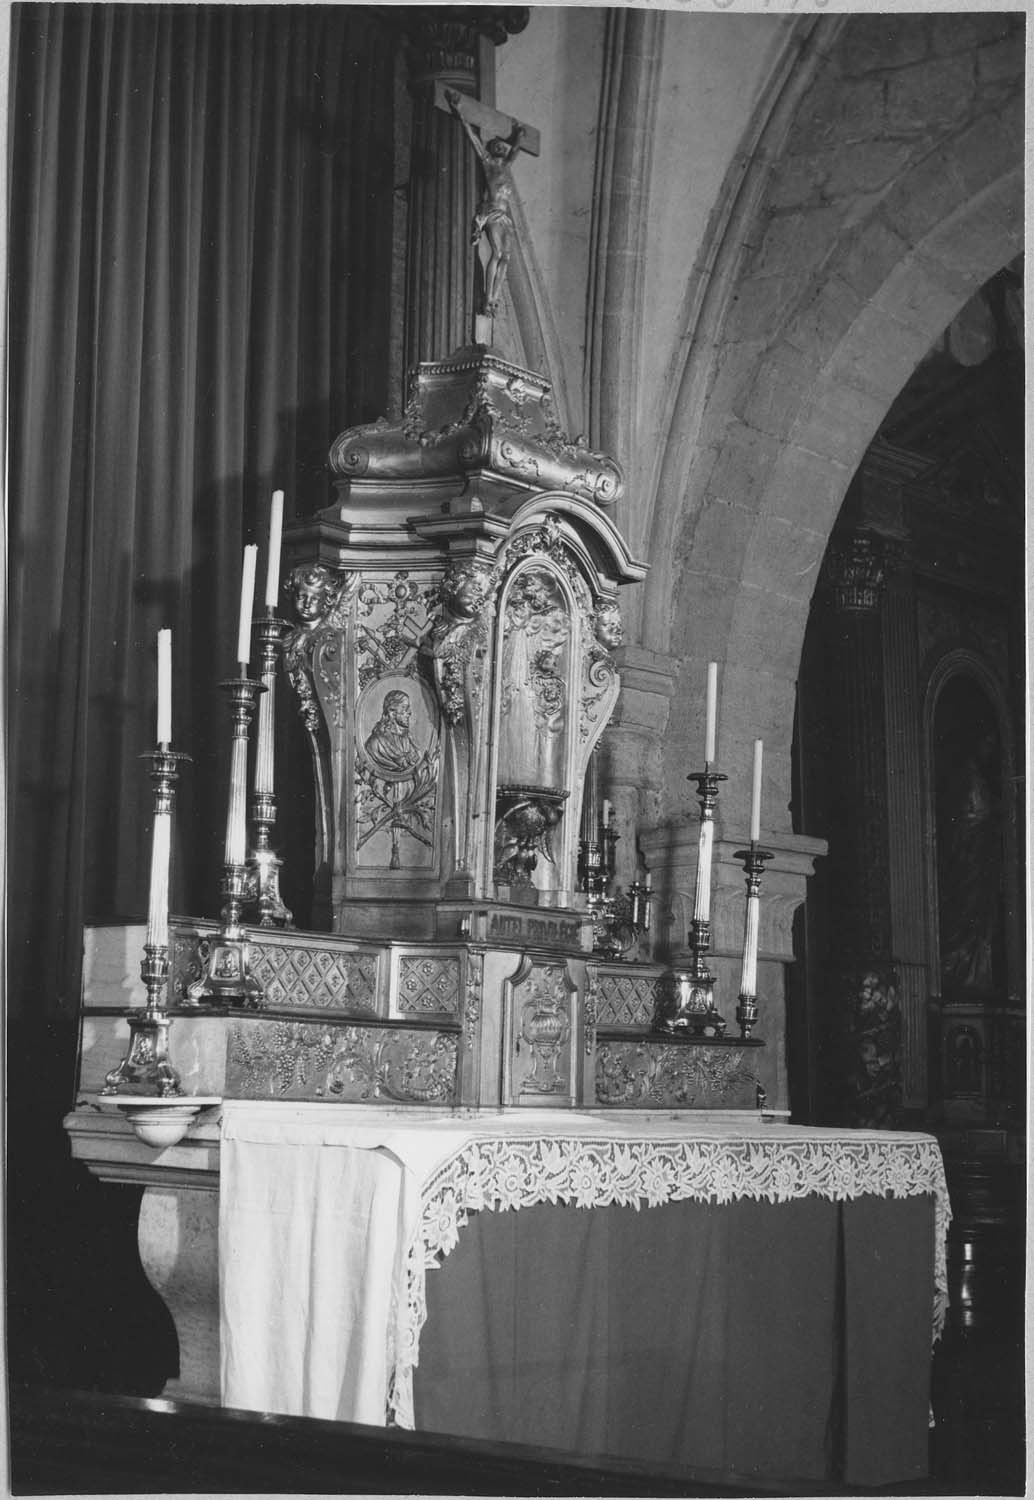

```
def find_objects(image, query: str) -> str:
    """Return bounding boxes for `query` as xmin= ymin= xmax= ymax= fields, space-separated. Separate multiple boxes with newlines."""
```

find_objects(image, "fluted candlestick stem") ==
xmin=734 ymin=842 xmax=773 ymax=1039
xmin=220 ymin=674 xmax=264 ymax=870
xmin=687 ymin=768 xmax=726 ymax=928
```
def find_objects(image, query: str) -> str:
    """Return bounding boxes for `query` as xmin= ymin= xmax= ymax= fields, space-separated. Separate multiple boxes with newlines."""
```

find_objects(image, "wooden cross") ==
xmin=433 ymin=82 xmax=541 ymax=159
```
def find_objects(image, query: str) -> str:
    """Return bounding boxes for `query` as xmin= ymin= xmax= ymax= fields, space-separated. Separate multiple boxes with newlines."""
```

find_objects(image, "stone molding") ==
xmin=639 ymin=825 xmax=826 ymax=962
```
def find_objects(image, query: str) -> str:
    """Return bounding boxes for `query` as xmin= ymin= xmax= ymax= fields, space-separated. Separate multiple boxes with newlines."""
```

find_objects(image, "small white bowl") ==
xmin=111 ymin=1096 xmax=222 ymax=1147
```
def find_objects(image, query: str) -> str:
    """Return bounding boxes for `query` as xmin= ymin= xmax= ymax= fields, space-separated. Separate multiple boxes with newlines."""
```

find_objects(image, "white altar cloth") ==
xmin=218 ymin=1102 xmax=950 ymax=1430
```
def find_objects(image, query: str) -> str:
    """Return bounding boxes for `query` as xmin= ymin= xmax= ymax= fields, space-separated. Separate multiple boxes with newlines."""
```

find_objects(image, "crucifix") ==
xmin=435 ymin=82 xmax=540 ymax=345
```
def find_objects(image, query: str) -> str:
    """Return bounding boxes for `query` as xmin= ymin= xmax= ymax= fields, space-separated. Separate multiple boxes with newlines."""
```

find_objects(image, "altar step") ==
xmin=8 ymin=1385 xmax=800 ymax=1497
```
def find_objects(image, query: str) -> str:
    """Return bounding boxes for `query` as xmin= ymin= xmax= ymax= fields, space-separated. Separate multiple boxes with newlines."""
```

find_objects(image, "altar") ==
xmin=216 ymin=1104 xmax=947 ymax=1488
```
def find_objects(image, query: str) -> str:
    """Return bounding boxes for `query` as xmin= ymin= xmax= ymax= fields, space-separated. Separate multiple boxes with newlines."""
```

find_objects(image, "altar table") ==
xmin=218 ymin=1104 xmax=950 ymax=1488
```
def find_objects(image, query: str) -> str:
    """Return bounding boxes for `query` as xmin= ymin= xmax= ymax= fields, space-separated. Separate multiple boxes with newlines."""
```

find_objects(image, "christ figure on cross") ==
xmin=444 ymin=87 xmax=532 ymax=321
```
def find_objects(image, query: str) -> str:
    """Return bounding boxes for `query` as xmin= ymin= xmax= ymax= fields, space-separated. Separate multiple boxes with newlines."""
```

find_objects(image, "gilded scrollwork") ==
xmin=227 ymin=1019 xmax=458 ymax=1103
xmin=504 ymin=516 xmax=566 ymax=573
xmin=539 ymin=409 xmax=623 ymax=506
xmin=464 ymin=948 xmax=485 ymax=1051
xmin=498 ymin=438 xmax=540 ymax=479
xmin=355 ymin=572 xmax=435 ymax=689
xmin=595 ymin=1041 xmax=759 ymax=1110
xmin=328 ymin=415 xmax=390 ymax=475
xmin=584 ymin=962 xmax=599 ymax=1056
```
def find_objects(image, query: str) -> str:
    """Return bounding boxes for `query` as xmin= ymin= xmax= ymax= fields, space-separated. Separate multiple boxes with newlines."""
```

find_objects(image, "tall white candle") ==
xmin=264 ymin=490 xmax=284 ymax=609
xmin=645 ymin=871 xmax=652 ymax=892
xmin=704 ymin=662 xmax=717 ymax=764
xmin=602 ymin=798 xmax=612 ymax=827
xmin=156 ymin=629 xmax=172 ymax=745
xmin=237 ymin=544 xmax=258 ymax=667
xmin=750 ymin=738 xmax=764 ymax=842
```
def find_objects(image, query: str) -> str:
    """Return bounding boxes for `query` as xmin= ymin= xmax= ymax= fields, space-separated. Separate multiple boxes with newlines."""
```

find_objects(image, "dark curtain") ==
xmin=9 ymin=3 xmax=398 ymax=1030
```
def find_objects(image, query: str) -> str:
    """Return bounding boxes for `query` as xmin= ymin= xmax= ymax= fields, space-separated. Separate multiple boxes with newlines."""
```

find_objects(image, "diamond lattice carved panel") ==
xmin=397 ymin=955 xmax=462 ymax=1015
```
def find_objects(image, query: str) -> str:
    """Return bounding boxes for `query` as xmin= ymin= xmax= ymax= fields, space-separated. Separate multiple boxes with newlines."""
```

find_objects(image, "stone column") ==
xmin=397 ymin=8 xmax=528 ymax=371
xmin=138 ymin=1186 xmax=220 ymax=1402
xmin=596 ymin=646 xmax=678 ymax=890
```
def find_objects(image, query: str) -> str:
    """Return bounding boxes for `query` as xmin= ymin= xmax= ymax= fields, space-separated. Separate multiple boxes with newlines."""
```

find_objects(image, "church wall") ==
xmin=660 ymin=11 xmax=1023 ymax=821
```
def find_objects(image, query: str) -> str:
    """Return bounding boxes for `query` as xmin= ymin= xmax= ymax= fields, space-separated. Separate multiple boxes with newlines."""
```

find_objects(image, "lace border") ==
xmin=388 ymin=1132 xmax=951 ymax=1429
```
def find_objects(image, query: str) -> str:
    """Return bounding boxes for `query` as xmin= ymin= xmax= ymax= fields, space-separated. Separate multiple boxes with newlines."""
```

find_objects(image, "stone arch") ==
xmin=649 ymin=13 xmax=1023 ymax=839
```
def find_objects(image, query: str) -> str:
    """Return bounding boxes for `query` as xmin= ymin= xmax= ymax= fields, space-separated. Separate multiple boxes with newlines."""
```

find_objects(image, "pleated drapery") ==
xmin=8 ymin=4 xmax=398 ymax=1024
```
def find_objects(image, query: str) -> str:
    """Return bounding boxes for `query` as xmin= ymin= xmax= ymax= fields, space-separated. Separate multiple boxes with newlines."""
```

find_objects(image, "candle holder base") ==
xmin=184 ymin=863 xmax=266 ymax=1008
xmin=245 ymin=847 xmax=293 ymax=929
xmin=736 ymin=992 xmax=760 ymax=1040
xmin=655 ymin=967 xmax=727 ymax=1038
xmin=587 ymin=895 xmax=626 ymax=959
xmin=183 ymin=932 xmax=265 ymax=1009
xmin=102 ymin=1012 xmax=183 ymax=1097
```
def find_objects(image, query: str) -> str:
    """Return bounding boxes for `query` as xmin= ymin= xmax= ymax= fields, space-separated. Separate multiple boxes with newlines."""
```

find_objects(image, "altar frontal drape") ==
xmin=8 ymin=3 xmax=397 ymax=1031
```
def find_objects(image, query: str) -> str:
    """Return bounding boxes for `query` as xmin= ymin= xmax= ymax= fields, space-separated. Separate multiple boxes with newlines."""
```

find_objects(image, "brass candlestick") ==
xmin=627 ymin=878 xmax=654 ymax=935
xmin=578 ymin=819 xmax=653 ymax=960
xmin=658 ymin=767 xmax=728 ymax=1035
xmin=579 ymin=810 xmax=616 ymax=955
xmin=733 ymin=842 xmax=773 ymax=1039
xmin=186 ymin=674 xmax=265 ymax=1007
xmin=103 ymin=747 xmax=191 ymax=1095
xmin=246 ymin=610 xmax=293 ymax=927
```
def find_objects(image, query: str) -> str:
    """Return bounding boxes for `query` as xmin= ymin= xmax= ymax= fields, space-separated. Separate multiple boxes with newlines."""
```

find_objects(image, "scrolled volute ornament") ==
xmin=328 ymin=417 xmax=389 ymax=476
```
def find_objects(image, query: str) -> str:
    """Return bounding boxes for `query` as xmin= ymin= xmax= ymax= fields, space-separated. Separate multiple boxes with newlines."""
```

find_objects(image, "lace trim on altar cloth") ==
xmin=387 ymin=1132 xmax=951 ymax=1430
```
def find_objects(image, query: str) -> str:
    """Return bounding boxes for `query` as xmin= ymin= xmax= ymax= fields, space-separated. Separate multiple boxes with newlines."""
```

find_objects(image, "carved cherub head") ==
xmin=289 ymin=564 xmax=335 ymax=625
xmin=594 ymin=600 xmax=624 ymax=651
xmin=442 ymin=563 xmax=493 ymax=621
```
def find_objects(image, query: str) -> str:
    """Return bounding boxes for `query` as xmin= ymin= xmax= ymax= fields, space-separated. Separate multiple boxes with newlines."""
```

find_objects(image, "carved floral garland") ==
xmin=386 ymin=1129 xmax=951 ymax=1428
